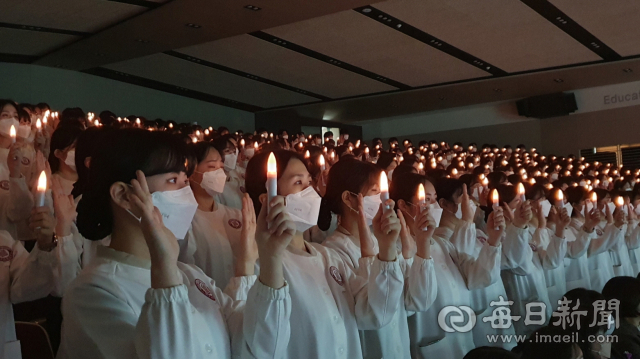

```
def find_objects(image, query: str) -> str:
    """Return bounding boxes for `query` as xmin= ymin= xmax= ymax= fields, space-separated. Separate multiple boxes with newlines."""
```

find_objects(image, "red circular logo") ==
xmin=596 ymin=228 xmax=604 ymax=236
xmin=477 ymin=236 xmax=487 ymax=244
xmin=228 ymin=219 xmax=242 ymax=229
xmin=0 ymin=181 xmax=9 ymax=191
xmin=529 ymin=243 xmax=538 ymax=252
xmin=329 ymin=266 xmax=344 ymax=286
xmin=21 ymin=157 xmax=30 ymax=166
xmin=195 ymin=279 xmax=215 ymax=301
xmin=0 ymin=247 xmax=13 ymax=262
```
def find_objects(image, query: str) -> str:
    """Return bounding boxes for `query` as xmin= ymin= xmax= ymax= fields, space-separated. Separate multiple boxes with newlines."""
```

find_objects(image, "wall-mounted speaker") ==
xmin=516 ymin=92 xmax=577 ymax=119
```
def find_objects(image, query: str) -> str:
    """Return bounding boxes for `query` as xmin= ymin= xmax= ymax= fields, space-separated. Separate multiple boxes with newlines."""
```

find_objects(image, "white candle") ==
xmin=517 ymin=182 xmax=526 ymax=202
xmin=304 ymin=150 xmax=310 ymax=159
xmin=36 ymin=171 xmax=47 ymax=207
xmin=319 ymin=155 xmax=325 ymax=171
xmin=267 ymin=153 xmax=277 ymax=212
xmin=555 ymin=190 xmax=564 ymax=209
xmin=491 ymin=189 xmax=500 ymax=230
xmin=36 ymin=119 xmax=42 ymax=133
xmin=380 ymin=171 xmax=390 ymax=211
xmin=418 ymin=183 xmax=426 ymax=206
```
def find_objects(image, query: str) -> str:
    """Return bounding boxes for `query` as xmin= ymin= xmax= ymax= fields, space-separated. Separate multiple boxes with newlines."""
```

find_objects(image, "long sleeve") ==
xmin=445 ymin=222 xmax=501 ymax=289
xmin=7 ymin=176 xmax=33 ymax=222
xmin=348 ymin=256 xmax=404 ymax=330
xmin=566 ymin=227 xmax=593 ymax=259
xmin=53 ymin=231 xmax=83 ymax=296
xmin=588 ymin=223 xmax=624 ymax=257
xmin=626 ymin=220 xmax=640 ymax=250
xmin=10 ymin=239 xmax=57 ymax=303
xmin=403 ymin=256 xmax=437 ymax=312
xmin=136 ymin=285 xmax=205 ymax=359
xmin=501 ymin=224 xmax=535 ymax=272
xmin=538 ymin=229 xmax=567 ymax=270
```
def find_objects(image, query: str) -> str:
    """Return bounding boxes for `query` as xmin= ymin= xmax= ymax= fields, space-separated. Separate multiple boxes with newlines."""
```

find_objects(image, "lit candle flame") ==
xmin=94 ymin=120 xmax=100 ymax=127
xmin=304 ymin=150 xmax=310 ymax=159
xmin=418 ymin=183 xmax=425 ymax=203
xmin=491 ymin=189 xmax=499 ymax=207
xmin=9 ymin=125 xmax=16 ymax=141
xmin=240 ymin=139 xmax=244 ymax=146
xmin=196 ymin=130 xmax=201 ymax=136
xmin=36 ymin=119 xmax=42 ymax=131
xmin=169 ymin=123 xmax=173 ymax=128
xmin=616 ymin=196 xmax=624 ymax=207
xmin=557 ymin=190 xmax=564 ymax=202
xmin=319 ymin=155 xmax=325 ymax=167
xmin=482 ymin=178 xmax=488 ymax=186
xmin=268 ymin=153 xmax=277 ymax=175
xmin=517 ymin=183 xmax=525 ymax=196
xmin=591 ymin=192 xmax=597 ymax=202
xmin=37 ymin=171 xmax=47 ymax=192
xmin=254 ymin=142 xmax=259 ymax=149
xmin=204 ymin=129 xmax=210 ymax=135
xmin=418 ymin=163 xmax=424 ymax=170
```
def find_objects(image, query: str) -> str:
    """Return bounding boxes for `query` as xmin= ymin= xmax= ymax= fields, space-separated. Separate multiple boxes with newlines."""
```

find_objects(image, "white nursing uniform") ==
xmin=588 ymin=221 xmax=624 ymax=292
xmin=0 ymin=148 xmax=34 ymax=240
xmin=565 ymin=218 xmax=597 ymax=291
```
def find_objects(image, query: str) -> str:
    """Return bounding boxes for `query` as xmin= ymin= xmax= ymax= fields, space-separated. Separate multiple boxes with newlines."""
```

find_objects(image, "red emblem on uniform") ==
xmin=477 ymin=236 xmax=487 ymax=244
xmin=0 ymin=247 xmax=13 ymax=262
xmin=21 ymin=157 xmax=30 ymax=166
xmin=239 ymin=186 xmax=246 ymax=193
xmin=329 ymin=266 xmax=344 ymax=286
xmin=228 ymin=219 xmax=242 ymax=229
xmin=0 ymin=181 xmax=9 ymax=191
xmin=596 ymin=229 xmax=604 ymax=236
xmin=529 ymin=243 xmax=538 ymax=252
xmin=195 ymin=279 xmax=215 ymax=301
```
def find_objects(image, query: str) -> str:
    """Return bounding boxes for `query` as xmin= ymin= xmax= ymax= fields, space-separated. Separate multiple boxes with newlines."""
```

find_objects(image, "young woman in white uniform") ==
xmin=246 ymin=150 xmax=405 ymax=359
xmin=588 ymin=189 xmax=626 ymax=292
xmin=180 ymin=141 xmax=252 ymax=290
xmin=0 ymin=100 xmax=34 ymax=240
xmin=436 ymin=179 xmax=536 ymax=350
xmin=59 ymin=129 xmax=292 ymax=359
xmin=627 ymin=189 xmax=640 ymax=275
xmin=0 ymin=203 xmax=61 ymax=358
xmin=564 ymin=186 xmax=604 ymax=291
xmin=404 ymin=177 xmax=506 ymax=359
xmin=321 ymin=165 xmax=437 ymax=359
xmin=212 ymin=135 xmax=244 ymax=210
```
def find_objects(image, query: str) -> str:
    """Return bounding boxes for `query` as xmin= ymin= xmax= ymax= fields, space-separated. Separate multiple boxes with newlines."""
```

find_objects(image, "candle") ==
xmin=9 ymin=125 xmax=16 ymax=144
xmin=418 ymin=183 xmax=426 ymax=206
xmin=418 ymin=162 xmax=424 ymax=171
xmin=452 ymin=168 xmax=458 ymax=177
xmin=555 ymin=190 xmax=564 ymax=209
xmin=319 ymin=155 xmax=326 ymax=171
xmin=267 ymin=153 xmax=278 ymax=211
xmin=304 ymin=150 xmax=310 ymax=159
xmin=530 ymin=178 xmax=536 ymax=185
xmin=43 ymin=112 xmax=48 ymax=125
xmin=196 ymin=130 xmax=201 ymax=136
xmin=491 ymin=189 xmax=500 ymax=230
xmin=36 ymin=119 xmax=42 ymax=132
xmin=616 ymin=196 xmax=624 ymax=208
xmin=330 ymin=152 xmax=335 ymax=161
xmin=204 ymin=129 xmax=210 ymax=135
xmin=169 ymin=123 xmax=173 ymax=128
xmin=482 ymin=177 xmax=489 ymax=188
xmin=192 ymin=137 xmax=198 ymax=144
xmin=36 ymin=171 xmax=47 ymax=207
xmin=94 ymin=119 xmax=100 ymax=127
xmin=136 ymin=118 xmax=141 ymax=126
xmin=240 ymin=139 xmax=245 ymax=147
xmin=517 ymin=182 xmax=526 ymax=202
xmin=380 ymin=171 xmax=390 ymax=211
xmin=254 ymin=142 xmax=259 ymax=150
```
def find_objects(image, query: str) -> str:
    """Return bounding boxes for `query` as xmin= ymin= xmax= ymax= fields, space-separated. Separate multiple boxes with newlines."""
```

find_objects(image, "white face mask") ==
xmin=343 ymin=134 xmax=349 ymax=140
xmin=17 ymin=124 xmax=31 ymax=139
xmin=387 ymin=169 xmax=394 ymax=181
xmin=197 ymin=169 xmax=226 ymax=195
xmin=607 ymin=202 xmax=616 ymax=215
xmin=65 ymin=150 xmax=77 ymax=171
xmin=428 ymin=202 xmax=443 ymax=227
xmin=454 ymin=200 xmax=477 ymax=219
xmin=128 ymin=186 xmax=198 ymax=240
xmin=634 ymin=204 xmax=640 ymax=216
xmin=224 ymin=153 xmax=237 ymax=171
xmin=446 ymin=155 xmax=453 ymax=161
xmin=441 ymin=159 xmax=449 ymax=166
xmin=602 ymin=180 xmax=609 ymax=188
xmin=551 ymin=173 xmax=559 ymax=181
xmin=362 ymin=194 xmax=382 ymax=225
xmin=472 ymin=186 xmax=481 ymax=202
xmin=0 ymin=118 xmax=19 ymax=137
xmin=541 ymin=200 xmax=552 ymax=217
xmin=285 ymin=186 xmax=322 ymax=232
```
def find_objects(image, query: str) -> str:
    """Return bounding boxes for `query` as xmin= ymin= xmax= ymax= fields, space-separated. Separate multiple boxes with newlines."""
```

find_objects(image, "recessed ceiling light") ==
xmin=185 ymin=23 xmax=202 ymax=29
xmin=245 ymin=5 xmax=261 ymax=11
xmin=554 ymin=78 xmax=564 ymax=83
xmin=396 ymin=24 xmax=402 ymax=28
xmin=362 ymin=8 xmax=371 ymax=13
xmin=623 ymin=68 xmax=633 ymax=73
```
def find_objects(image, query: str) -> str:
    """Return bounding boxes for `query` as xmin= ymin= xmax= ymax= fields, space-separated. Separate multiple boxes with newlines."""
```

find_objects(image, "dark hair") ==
xmin=566 ymin=186 xmax=587 ymax=206
xmin=48 ymin=126 xmax=83 ymax=173
xmin=487 ymin=171 xmax=507 ymax=189
xmin=59 ymin=107 xmax=86 ymax=128
xmin=317 ymin=158 xmax=381 ymax=231
xmin=496 ymin=184 xmax=517 ymax=206
xmin=76 ymin=129 xmax=194 ymax=240
xmin=463 ymin=346 xmax=518 ymax=359
xmin=245 ymin=150 xmax=307 ymax=215
xmin=434 ymin=178 xmax=463 ymax=203
xmin=0 ymin=99 xmax=17 ymax=114
xmin=212 ymin=135 xmax=235 ymax=163
xmin=376 ymin=152 xmax=396 ymax=171
xmin=392 ymin=164 xmax=417 ymax=179
xmin=602 ymin=276 xmax=640 ymax=318
xmin=189 ymin=141 xmax=220 ymax=164
xmin=521 ymin=325 xmax=578 ymax=359
xmin=36 ymin=103 xmax=50 ymax=111
xmin=72 ymin=127 xmax=110 ymax=198
xmin=526 ymin=183 xmax=547 ymax=201
xmin=390 ymin=173 xmax=431 ymax=210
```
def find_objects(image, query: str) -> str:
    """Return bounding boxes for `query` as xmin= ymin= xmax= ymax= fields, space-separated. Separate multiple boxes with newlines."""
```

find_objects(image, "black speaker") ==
xmin=516 ymin=92 xmax=577 ymax=119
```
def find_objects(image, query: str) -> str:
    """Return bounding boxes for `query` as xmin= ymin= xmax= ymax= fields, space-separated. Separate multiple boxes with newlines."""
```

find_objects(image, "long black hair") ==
xmin=48 ymin=125 xmax=83 ymax=173
xmin=71 ymin=127 xmax=110 ymax=198
xmin=389 ymin=172 xmax=431 ymax=210
xmin=317 ymin=158 xmax=381 ymax=231
xmin=76 ymin=129 xmax=194 ymax=240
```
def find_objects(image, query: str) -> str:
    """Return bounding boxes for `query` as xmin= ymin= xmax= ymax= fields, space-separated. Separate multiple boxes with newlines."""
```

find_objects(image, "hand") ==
xmin=232 ymin=194 xmax=258 ymax=276
xmin=502 ymin=202 xmax=514 ymax=225
xmin=256 ymin=195 xmax=295 ymax=288
xmin=7 ymin=143 xmax=24 ymax=178
xmin=34 ymin=131 xmax=47 ymax=153
xmin=513 ymin=200 xmax=532 ymax=229
xmin=52 ymin=176 xmax=76 ymax=237
xmin=356 ymin=194 xmax=376 ymax=258
xmin=533 ymin=200 xmax=547 ymax=228
xmin=411 ymin=205 xmax=436 ymax=259
xmin=584 ymin=208 xmax=601 ymax=232
xmin=486 ymin=210 xmax=505 ymax=246
xmin=628 ymin=204 xmax=638 ymax=222
xmin=604 ymin=203 xmax=614 ymax=224
xmin=460 ymin=184 xmax=474 ymax=223
xmin=397 ymin=209 xmax=417 ymax=259
xmin=372 ymin=200 xmax=401 ymax=261
xmin=29 ymin=207 xmax=56 ymax=252
xmin=128 ymin=171 xmax=181 ymax=289
xmin=479 ymin=186 xmax=490 ymax=207
xmin=555 ymin=207 xmax=571 ymax=238
xmin=613 ymin=207 xmax=627 ymax=228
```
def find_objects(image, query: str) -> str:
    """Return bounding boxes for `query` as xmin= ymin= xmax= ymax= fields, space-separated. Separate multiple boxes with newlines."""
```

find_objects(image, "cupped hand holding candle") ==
xmin=36 ymin=171 xmax=47 ymax=207
xmin=517 ymin=182 xmax=526 ymax=202
xmin=380 ymin=171 xmax=390 ymax=211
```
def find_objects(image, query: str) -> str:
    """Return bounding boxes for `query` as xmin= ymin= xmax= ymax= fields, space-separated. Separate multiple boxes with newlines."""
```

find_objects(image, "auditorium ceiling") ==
xmin=3 ymin=0 xmax=640 ymax=122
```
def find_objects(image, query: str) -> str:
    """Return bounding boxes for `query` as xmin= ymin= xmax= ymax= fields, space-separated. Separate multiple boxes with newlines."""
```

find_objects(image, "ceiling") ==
xmin=3 ymin=0 xmax=640 ymax=123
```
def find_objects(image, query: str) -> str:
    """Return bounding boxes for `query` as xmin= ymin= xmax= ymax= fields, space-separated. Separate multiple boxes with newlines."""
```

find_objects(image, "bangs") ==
xmin=141 ymin=137 xmax=195 ymax=177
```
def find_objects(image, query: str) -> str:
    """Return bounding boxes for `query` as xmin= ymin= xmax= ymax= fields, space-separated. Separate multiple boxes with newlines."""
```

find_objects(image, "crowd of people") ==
xmin=1 ymin=98 xmax=640 ymax=359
